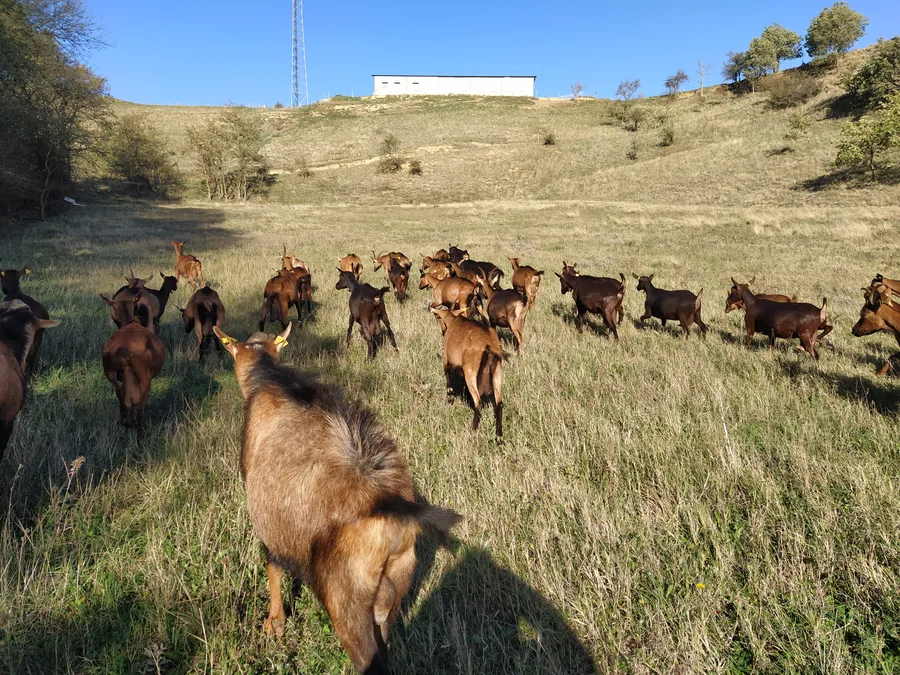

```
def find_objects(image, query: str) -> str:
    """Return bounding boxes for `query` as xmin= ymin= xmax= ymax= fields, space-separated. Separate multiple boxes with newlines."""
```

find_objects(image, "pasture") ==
xmin=1 ymin=199 xmax=899 ymax=673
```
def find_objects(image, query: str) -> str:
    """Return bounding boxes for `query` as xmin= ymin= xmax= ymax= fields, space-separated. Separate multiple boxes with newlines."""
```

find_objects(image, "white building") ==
xmin=373 ymin=75 xmax=535 ymax=97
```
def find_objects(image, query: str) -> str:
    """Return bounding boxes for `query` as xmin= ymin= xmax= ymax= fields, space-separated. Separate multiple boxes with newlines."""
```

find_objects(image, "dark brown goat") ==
xmin=508 ymin=257 xmax=544 ymax=309
xmin=633 ymin=274 xmax=707 ymax=336
xmin=336 ymin=270 xmax=398 ymax=359
xmin=431 ymin=306 xmax=505 ymax=441
xmin=0 ymin=300 xmax=60 ymax=456
xmin=852 ymin=283 xmax=900 ymax=375
xmin=113 ymin=274 xmax=161 ymax=328
xmin=388 ymin=259 xmax=410 ymax=301
xmin=477 ymin=278 xmax=528 ymax=352
xmin=432 ymin=248 xmax=450 ymax=262
xmin=724 ymin=278 xmax=796 ymax=313
xmin=212 ymin=324 xmax=459 ymax=673
xmin=102 ymin=320 xmax=165 ymax=441
xmin=372 ymin=251 xmax=412 ymax=278
xmin=179 ymin=286 xmax=226 ymax=363
xmin=338 ymin=254 xmax=363 ymax=280
xmin=732 ymin=280 xmax=831 ymax=359
xmin=447 ymin=245 xmax=469 ymax=264
xmin=172 ymin=241 xmax=204 ymax=291
xmin=146 ymin=272 xmax=179 ymax=323
xmin=1 ymin=267 xmax=50 ymax=373
xmin=460 ymin=259 xmax=504 ymax=288
xmin=555 ymin=262 xmax=626 ymax=338
xmin=260 ymin=268 xmax=309 ymax=331
xmin=419 ymin=274 xmax=478 ymax=317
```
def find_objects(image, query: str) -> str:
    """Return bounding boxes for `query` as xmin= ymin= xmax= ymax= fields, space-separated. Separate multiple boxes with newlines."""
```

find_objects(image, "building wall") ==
xmin=373 ymin=76 xmax=534 ymax=97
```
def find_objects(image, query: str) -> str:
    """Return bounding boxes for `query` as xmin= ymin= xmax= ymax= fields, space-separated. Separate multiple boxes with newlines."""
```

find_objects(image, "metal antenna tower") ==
xmin=291 ymin=0 xmax=308 ymax=107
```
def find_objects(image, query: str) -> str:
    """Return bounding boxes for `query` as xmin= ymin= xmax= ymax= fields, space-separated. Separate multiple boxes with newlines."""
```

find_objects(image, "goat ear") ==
xmin=36 ymin=318 xmax=61 ymax=329
xmin=631 ymin=273 xmax=639 ymax=280
xmin=451 ymin=307 xmax=467 ymax=317
xmin=213 ymin=326 xmax=239 ymax=357
xmin=731 ymin=277 xmax=739 ymax=287
xmin=23 ymin=268 xmax=32 ymax=275
xmin=554 ymin=272 xmax=563 ymax=279
xmin=274 ymin=322 xmax=292 ymax=352
xmin=98 ymin=293 xmax=113 ymax=306
xmin=536 ymin=270 xmax=544 ymax=276
xmin=648 ymin=274 xmax=654 ymax=281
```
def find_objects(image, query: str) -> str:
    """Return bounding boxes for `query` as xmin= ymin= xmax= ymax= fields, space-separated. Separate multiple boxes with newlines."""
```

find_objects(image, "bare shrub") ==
xmin=540 ymin=129 xmax=557 ymax=146
xmin=378 ymin=156 xmax=403 ymax=174
xmin=626 ymin=140 xmax=639 ymax=160
xmin=294 ymin=156 xmax=312 ymax=178
xmin=570 ymin=82 xmax=584 ymax=99
xmin=408 ymin=159 xmax=423 ymax=175
xmin=377 ymin=133 xmax=404 ymax=174
xmin=659 ymin=125 xmax=676 ymax=147
xmin=623 ymin=105 xmax=648 ymax=132
xmin=762 ymin=72 xmax=822 ymax=108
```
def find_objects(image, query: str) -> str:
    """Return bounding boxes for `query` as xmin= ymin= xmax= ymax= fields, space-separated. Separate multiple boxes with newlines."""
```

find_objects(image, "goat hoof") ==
xmin=263 ymin=616 xmax=286 ymax=638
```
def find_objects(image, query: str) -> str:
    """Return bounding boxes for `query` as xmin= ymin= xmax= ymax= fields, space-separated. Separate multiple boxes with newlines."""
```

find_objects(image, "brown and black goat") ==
xmin=419 ymin=273 xmax=478 ymax=317
xmin=1 ymin=267 xmax=50 ymax=373
xmin=179 ymin=286 xmax=226 ymax=363
xmin=430 ymin=306 xmax=505 ymax=441
xmin=172 ymin=241 xmax=204 ymax=291
xmin=388 ymin=259 xmax=410 ymax=301
xmin=114 ymin=273 xmax=162 ymax=328
xmin=212 ymin=323 xmax=459 ymax=673
xmin=731 ymin=279 xmax=831 ymax=359
xmin=852 ymin=282 xmax=900 ymax=375
xmin=147 ymin=272 xmax=179 ymax=323
xmin=633 ymin=274 xmax=707 ymax=336
xmin=372 ymin=251 xmax=412 ymax=279
xmin=102 ymin=318 xmax=165 ymax=441
xmin=0 ymin=300 xmax=60 ymax=456
xmin=477 ymin=278 xmax=528 ymax=352
xmin=555 ymin=262 xmax=626 ymax=338
xmin=724 ymin=277 xmax=796 ymax=313
xmin=338 ymin=254 xmax=363 ymax=280
xmin=336 ymin=270 xmax=398 ymax=359
xmin=447 ymin=244 xmax=469 ymax=264
xmin=870 ymin=274 xmax=900 ymax=302
xmin=261 ymin=268 xmax=307 ymax=331
xmin=460 ymin=259 xmax=504 ymax=288
xmin=508 ymin=257 xmax=544 ymax=309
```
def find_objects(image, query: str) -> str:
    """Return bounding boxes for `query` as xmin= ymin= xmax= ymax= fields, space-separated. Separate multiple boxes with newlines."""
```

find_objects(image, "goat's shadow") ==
xmin=549 ymin=302 xmax=617 ymax=338
xmin=777 ymin=359 xmax=900 ymax=414
xmin=391 ymin=543 xmax=599 ymax=674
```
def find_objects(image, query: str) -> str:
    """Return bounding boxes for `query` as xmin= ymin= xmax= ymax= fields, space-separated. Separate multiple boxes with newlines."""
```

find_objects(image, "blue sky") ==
xmin=84 ymin=0 xmax=897 ymax=106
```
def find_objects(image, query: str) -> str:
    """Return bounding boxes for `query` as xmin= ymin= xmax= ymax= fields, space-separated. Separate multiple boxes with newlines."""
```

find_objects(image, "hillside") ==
xmin=105 ymin=47 xmax=899 ymax=209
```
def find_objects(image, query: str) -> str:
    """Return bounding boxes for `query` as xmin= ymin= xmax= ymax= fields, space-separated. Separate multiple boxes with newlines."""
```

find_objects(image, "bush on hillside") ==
xmin=623 ymin=105 xmax=648 ymax=132
xmin=761 ymin=71 xmax=822 ymax=108
xmin=408 ymin=159 xmax=423 ymax=175
xmin=784 ymin=113 xmax=812 ymax=143
xmin=376 ymin=133 xmax=405 ymax=174
xmin=104 ymin=115 xmax=183 ymax=196
xmin=659 ymin=125 xmax=675 ymax=147
xmin=540 ymin=129 xmax=557 ymax=145
xmin=834 ymin=92 xmax=900 ymax=181
xmin=844 ymin=37 xmax=900 ymax=111
xmin=626 ymin=140 xmax=639 ymax=160
xmin=294 ymin=156 xmax=312 ymax=178
xmin=805 ymin=1 xmax=869 ymax=60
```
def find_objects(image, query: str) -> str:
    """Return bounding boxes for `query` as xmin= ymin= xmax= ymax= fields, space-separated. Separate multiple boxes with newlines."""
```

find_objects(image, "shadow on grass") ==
xmin=795 ymin=166 xmax=900 ymax=192
xmin=549 ymin=301 xmax=616 ymax=338
xmin=777 ymin=359 xmax=900 ymax=414
xmin=392 ymin=545 xmax=599 ymax=674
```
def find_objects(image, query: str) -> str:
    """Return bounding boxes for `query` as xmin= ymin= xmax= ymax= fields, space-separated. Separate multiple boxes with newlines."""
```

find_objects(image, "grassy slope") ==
xmin=2 ymin=47 xmax=899 ymax=674
xmin=104 ymin=46 xmax=900 ymax=209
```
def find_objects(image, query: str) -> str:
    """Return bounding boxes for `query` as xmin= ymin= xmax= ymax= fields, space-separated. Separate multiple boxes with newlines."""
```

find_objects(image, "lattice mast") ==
xmin=291 ymin=0 xmax=308 ymax=107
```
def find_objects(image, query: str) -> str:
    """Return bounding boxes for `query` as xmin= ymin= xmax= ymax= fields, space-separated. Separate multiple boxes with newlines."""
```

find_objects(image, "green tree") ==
xmin=805 ymin=2 xmax=868 ymax=59
xmin=723 ymin=51 xmax=747 ymax=84
xmin=761 ymin=23 xmax=802 ymax=70
xmin=844 ymin=37 xmax=900 ymax=111
xmin=664 ymin=70 xmax=689 ymax=97
xmin=744 ymin=37 xmax=779 ymax=91
xmin=834 ymin=93 xmax=900 ymax=180
xmin=105 ymin=115 xmax=182 ymax=196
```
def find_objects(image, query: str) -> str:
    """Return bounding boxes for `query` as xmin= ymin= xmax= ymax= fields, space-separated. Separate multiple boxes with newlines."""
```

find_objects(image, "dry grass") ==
xmin=1 ymin=200 xmax=899 ymax=673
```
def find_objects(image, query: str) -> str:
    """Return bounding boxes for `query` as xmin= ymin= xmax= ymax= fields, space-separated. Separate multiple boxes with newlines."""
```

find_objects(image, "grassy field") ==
xmin=1 ymin=199 xmax=899 ymax=673
xmin=97 ymin=46 xmax=900 ymax=212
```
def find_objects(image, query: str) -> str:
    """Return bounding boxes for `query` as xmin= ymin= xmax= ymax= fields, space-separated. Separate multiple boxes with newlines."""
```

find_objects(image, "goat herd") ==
xmin=1 ymin=238 xmax=899 ymax=674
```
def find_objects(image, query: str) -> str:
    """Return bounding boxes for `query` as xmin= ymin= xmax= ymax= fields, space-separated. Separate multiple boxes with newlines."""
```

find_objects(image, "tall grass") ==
xmin=1 ymin=201 xmax=898 ymax=673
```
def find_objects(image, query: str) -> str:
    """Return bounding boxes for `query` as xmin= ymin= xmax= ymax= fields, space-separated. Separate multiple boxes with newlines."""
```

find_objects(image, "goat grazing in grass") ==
xmin=213 ymin=323 xmax=460 ymax=673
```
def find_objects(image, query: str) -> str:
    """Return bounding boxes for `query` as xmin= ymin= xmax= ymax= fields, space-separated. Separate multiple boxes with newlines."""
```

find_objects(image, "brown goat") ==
xmin=112 ymin=275 xmax=161 ymax=328
xmin=870 ymin=274 xmax=900 ymax=301
xmin=447 ymin=261 xmax=482 ymax=285
xmin=260 ymin=268 xmax=309 ymax=330
xmin=422 ymin=261 xmax=452 ymax=280
xmin=388 ymin=259 xmax=409 ymax=301
xmin=633 ymin=274 xmax=707 ymax=336
xmin=212 ymin=324 xmax=459 ymax=672
xmin=102 ymin=321 xmax=165 ymax=441
xmin=372 ymin=251 xmax=412 ymax=277
xmin=477 ymin=278 xmax=528 ymax=352
xmin=1 ymin=267 xmax=50 ymax=373
xmin=0 ymin=300 xmax=60 ymax=456
xmin=172 ymin=241 xmax=204 ymax=291
xmin=724 ymin=278 xmax=796 ymax=313
xmin=338 ymin=254 xmax=363 ymax=280
xmin=180 ymin=286 xmax=226 ymax=363
xmin=431 ymin=306 xmax=505 ymax=441
xmin=508 ymin=257 xmax=544 ymax=310
xmin=432 ymin=248 xmax=450 ymax=262
xmin=732 ymin=280 xmax=831 ymax=359
xmin=555 ymin=262 xmax=626 ymax=338
xmin=336 ymin=271 xmax=398 ymax=359
xmin=852 ymin=283 xmax=900 ymax=375
xmin=419 ymin=273 xmax=478 ymax=317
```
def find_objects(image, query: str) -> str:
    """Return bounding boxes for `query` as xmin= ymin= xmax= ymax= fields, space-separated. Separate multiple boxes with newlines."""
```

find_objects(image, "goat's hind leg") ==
xmin=263 ymin=553 xmax=287 ymax=637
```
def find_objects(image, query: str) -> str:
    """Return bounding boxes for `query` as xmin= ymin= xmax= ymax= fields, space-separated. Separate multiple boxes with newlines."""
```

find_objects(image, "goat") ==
xmin=114 ymin=273 xmax=162 ymax=328
xmin=103 ymin=285 xmax=159 ymax=331
xmin=724 ymin=277 xmax=796 ymax=313
xmin=852 ymin=282 xmax=900 ymax=375
xmin=336 ymin=270 xmax=398 ymax=359
xmin=211 ymin=323 xmax=460 ymax=673
xmin=731 ymin=279 xmax=831 ymax=359
xmin=432 ymin=248 xmax=450 ymax=262
xmin=633 ymin=274 xmax=707 ymax=336
xmin=388 ymin=259 xmax=409 ymax=301
xmin=447 ymin=245 xmax=469 ymax=263
xmin=477 ymin=278 xmax=528 ymax=352
xmin=422 ymin=261 xmax=452 ymax=280
xmin=418 ymin=273 xmax=478 ymax=317
xmin=260 ymin=268 xmax=308 ymax=331
xmin=555 ymin=262 xmax=626 ymax=338
xmin=0 ymin=300 xmax=60 ymax=456
xmin=1 ymin=267 xmax=50 ymax=373
xmin=146 ymin=272 xmax=179 ymax=323
xmin=460 ymin=259 xmax=504 ymax=288
xmin=430 ymin=306 xmax=505 ymax=441
xmin=447 ymin=261 xmax=482 ymax=285
xmin=508 ymin=257 xmax=544 ymax=309
xmin=372 ymin=251 xmax=412 ymax=278
xmin=102 ymin=320 xmax=165 ymax=441
xmin=870 ymin=274 xmax=900 ymax=301
xmin=282 ymin=246 xmax=310 ymax=275
xmin=172 ymin=241 xmax=204 ymax=291
xmin=338 ymin=254 xmax=363 ymax=280
xmin=179 ymin=286 xmax=225 ymax=363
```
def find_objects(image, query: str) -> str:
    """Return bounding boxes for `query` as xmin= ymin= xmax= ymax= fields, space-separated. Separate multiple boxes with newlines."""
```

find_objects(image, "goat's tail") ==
xmin=820 ymin=297 xmax=828 ymax=322
xmin=374 ymin=497 xmax=462 ymax=548
xmin=477 ymin=344 xmax=504 ymax=397
xmin=695 ymin=288 xmax=703 ymax=310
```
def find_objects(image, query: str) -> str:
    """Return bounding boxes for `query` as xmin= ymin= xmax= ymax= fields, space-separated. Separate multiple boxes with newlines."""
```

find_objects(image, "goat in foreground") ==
xmin=556 ymin=262 xmax=626 ymax=338
xmin=852 ymin=282 xmax=900 ymax=375
xmin=1 ymin=267 xmax=51 ymax=373
xmin=213 ymin=324 xmax=460 ymax=673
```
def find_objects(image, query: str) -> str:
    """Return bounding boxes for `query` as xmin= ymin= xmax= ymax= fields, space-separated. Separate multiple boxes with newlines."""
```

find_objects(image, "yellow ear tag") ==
xmin=274 ymin=335 xmax=287 ymax=346
xmin=221 ymin=337 xmax=233 ymax=345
